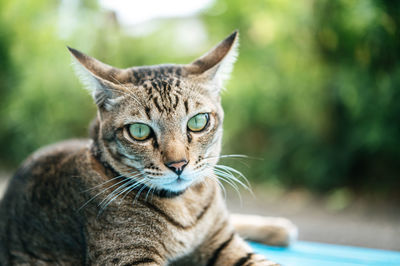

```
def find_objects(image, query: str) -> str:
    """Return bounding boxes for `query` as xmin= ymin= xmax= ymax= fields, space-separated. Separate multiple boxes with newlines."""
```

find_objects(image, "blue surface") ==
xmin=250 ymin=241 xmax=400 ymax=266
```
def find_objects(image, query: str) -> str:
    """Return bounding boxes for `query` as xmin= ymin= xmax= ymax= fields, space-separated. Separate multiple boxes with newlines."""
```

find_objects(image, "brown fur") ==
xmin=0 ymin=31 xmax=296 ymax=265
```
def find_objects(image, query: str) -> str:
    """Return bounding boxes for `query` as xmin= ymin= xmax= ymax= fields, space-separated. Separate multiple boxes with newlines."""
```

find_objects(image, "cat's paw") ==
xmin=232 ymin=214 xmax=298 ymax=247
xmin=256 ymin=217 xmax=298 ymax=247
xmin=250 ymin=254 xmax=280 ymax=266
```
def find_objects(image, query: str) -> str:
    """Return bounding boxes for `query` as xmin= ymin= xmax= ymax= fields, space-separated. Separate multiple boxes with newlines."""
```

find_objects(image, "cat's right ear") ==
xmin=67 ymin=47 xmax=128 ymax=110
xmin=184 ymin=30 xmax=239 ymax=94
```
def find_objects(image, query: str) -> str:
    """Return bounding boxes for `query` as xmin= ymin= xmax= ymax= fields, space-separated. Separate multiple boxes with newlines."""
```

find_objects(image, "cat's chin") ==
xmin=158 ymin=177 xmax=193 ymax=193
xmin=128 ymin=177 xmax=195 ymax=198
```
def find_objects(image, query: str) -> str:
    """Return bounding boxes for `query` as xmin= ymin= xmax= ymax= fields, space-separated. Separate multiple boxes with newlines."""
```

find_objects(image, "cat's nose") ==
xmin=165 ymin=160 xmax=188 ymax=176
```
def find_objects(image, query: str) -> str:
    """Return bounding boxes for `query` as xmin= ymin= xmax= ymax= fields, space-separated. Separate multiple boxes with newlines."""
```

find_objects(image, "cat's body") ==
xmin=0 ymin=31 xmax=296 ymax=265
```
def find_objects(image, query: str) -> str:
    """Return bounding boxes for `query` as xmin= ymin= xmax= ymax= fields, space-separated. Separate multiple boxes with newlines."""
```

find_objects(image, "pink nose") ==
xmin=165 ymin=160 xmax=188 ymax=175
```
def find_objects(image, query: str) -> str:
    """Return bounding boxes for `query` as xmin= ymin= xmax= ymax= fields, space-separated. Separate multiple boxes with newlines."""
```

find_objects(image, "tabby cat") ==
xmin=0 ymin=31 xmax=297 ymax=265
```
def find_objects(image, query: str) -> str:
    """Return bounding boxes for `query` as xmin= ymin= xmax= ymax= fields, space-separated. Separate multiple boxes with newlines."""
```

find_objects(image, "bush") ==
xmin=1 ymin=0 xmax=399 ymax=197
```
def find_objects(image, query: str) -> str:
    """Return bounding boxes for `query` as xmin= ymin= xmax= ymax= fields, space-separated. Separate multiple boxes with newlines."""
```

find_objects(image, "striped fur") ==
xmin=0 ymin=31 xmax=296 ymax=265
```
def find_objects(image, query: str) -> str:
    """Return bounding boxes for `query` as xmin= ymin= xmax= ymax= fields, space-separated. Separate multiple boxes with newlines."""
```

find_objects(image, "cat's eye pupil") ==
xmin=187 ymin=113 xmax=209 ymax=132
xmin=128 ymin=123 xmax=151 ymax=141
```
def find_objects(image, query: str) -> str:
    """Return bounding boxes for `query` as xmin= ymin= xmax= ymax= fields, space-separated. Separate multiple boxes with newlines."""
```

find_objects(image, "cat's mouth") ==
xmin=152 ymin=175 xmax=194 ymax=193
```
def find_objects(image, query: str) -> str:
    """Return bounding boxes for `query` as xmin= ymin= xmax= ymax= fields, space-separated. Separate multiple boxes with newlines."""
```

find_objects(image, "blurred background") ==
xmin=0 ymin=0 xmax=399 ymax=250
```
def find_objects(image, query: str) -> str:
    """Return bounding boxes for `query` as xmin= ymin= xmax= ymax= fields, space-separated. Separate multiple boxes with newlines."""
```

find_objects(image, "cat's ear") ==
xmin=68 ymin=47 xmax=129 ymax=110
xmin=185 ymin=30 xmax=239 ymax=93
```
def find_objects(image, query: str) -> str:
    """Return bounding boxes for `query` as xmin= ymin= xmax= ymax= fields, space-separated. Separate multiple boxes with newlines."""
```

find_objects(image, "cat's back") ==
xmin=1 ymin=139 xmax=91 ymax=199
xmin=0 ymin=139 xmax=92 ymax=265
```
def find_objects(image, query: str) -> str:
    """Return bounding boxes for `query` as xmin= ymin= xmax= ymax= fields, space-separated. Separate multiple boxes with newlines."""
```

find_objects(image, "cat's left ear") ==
xmin=185 ymin=30 xmax=239 ymax=93
xmin=67 ymin=47 xmax=130 ymax=111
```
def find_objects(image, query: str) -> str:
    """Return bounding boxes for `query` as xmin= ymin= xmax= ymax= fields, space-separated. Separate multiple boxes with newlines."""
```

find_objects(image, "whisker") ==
xmin=80 ymin=171 xmax=136 ymax=193
xmin=202 ymin=161 xmax=254 ymax=203
xmin=98 ymin=171 xmax=144 ymax=207
xmin=214 ymin=164 xmax=252 ymax=192
xmin=110 ymin=77 xmax=147 ymax=109
xmin=206 ymin=174 xmax=227 ymax=200
xmin=133 ymin=181 xmax=149 ymax=206
xmin=213 ymin=170 xmax=240 ymax=191
xmin=203 ymin=154 xmax=249 ymax=160
xmin=78 ymin=176 xmax=132 ymax=211
xmin=99 ymin=179 xmax=144 ymax=213
xmin=145 ymin=184 xmax=155 ymax=202
xmin=205 ymin=165 xmax=240 ymax=191
xmin=98 ymin=179 xmax=137 ymax=209
xmin=95 ymin=172 xmax=143 ymax=211
xmin=107 ymin=87 xmax=148 ymax=118
xmin=202 ymin=154 xmax=252 ymax=168
xmin=203 ymin=154 xmax=261 ymax=168
xmin=211 ymin=172 xmax=242 ymax=205
xmin=190 ymin=165 xmax=229 ymax=200
xmin=120 ymin=180 xmax=144 ymax=201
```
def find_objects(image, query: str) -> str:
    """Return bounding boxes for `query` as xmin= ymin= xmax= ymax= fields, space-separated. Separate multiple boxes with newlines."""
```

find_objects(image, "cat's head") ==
xmin=69 ymin=31 xmax=238 ymax=194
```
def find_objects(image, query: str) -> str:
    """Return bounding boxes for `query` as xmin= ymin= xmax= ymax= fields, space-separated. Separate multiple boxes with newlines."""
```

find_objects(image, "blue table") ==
xmin=250 ymin=241 xmax=400 ymax=266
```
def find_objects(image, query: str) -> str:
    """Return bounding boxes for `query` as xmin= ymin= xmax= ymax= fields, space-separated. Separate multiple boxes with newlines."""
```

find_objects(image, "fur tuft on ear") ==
xmin=185 ymin=30 xmax=239 ymax=92
xmin=211 ymin=32 xmax=239 ymax=87
xmin=68 ymin=47 xmax=124 ymax=110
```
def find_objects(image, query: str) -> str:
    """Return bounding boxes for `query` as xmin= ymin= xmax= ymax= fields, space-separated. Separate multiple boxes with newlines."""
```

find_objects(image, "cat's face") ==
xmin=70 ymin=31 xmax=238 ymax=193
xmin=97 ymin=74 xmax=224 ymax=193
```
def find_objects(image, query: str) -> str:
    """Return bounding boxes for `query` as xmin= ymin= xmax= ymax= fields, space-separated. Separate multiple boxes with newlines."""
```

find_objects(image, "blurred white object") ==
xmin=100 ymin=0 xmax=214 ymax=26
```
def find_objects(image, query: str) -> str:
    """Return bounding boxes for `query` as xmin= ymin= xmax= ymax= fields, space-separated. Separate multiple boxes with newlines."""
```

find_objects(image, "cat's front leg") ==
xmin=85 ymin=221 xmax=168 ymax=265
xmin=87 ymin=244 xmax=166 ymax=265
xmin=203 ymin=232 xmax=279 ymax=266
xmin=87 ymin=242 xmax=166 ymax=266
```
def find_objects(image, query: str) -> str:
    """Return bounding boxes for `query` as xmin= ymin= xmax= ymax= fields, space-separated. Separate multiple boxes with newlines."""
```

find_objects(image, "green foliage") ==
xmin=0 ymin=0 xmax=399 ymax=196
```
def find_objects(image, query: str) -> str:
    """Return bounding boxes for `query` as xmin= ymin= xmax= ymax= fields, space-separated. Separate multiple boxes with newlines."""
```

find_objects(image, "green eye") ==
xmin=128 ymin=123 xmax=151 ymax=141
xmin=187 ymin=113 xmax=209 ymax=132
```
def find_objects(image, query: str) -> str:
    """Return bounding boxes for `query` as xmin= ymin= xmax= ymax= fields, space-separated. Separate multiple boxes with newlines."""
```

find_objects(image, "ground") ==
xmin=227 ymin=186 xmax=400 ymax=251
xmin=1 ymin=173 xmax=399 ymax=251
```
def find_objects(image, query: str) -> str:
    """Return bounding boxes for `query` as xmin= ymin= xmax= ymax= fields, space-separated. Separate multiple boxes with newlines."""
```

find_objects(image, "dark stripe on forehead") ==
xmin=152 ymin=97 xmax=162 ymax=113
xmin=145 ymin=106 xmax=151 ymax=120
xmin=161 ymin=81 xmax=168 ymax=93
xmin=151 ymin=81 xmax=158 ymax=91
xmin=139 ymin=76 xmax=186 ymax=114
xmin=175 ymin=89 xmax=182 ymax=96
xmin=128 ymin=65 xmax=184 ymax=86
xmin=173 ymin=95 xmax=179 ymax=109
xmin=184 ymin=100 xmax=189 ymax=114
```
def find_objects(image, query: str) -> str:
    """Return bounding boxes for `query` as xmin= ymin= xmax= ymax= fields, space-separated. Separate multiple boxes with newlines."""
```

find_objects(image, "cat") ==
xmin=0 ymin=31 xmax=297 ymax=265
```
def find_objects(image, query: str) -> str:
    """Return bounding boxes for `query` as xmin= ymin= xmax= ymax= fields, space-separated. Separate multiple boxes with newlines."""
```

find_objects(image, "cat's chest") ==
xmin=87 ymin=179 xmax=223 ymax=252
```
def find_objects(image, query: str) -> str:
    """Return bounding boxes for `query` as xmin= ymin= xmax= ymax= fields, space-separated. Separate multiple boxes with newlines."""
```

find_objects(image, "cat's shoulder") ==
xmin=1 ymin=139 xmax=93 ymax=208
xmin=12 ymin=139 xmax=93 ymax=184
xmin=25 ymin=139 xmax=91 ymax=166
